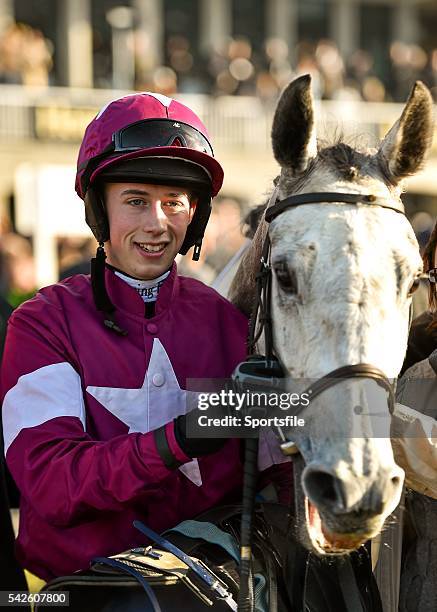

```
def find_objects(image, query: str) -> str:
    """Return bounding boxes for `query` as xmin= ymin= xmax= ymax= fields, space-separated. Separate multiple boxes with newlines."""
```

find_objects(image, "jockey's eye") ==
xmin=274 ymin=261 xmax=298 ymax=294
xmin=407 ymin=276 xmax=421 ymax=297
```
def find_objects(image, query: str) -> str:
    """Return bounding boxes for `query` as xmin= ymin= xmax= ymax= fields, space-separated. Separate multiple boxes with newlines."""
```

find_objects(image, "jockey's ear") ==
xmin=378 ymin=80 xmax=434 ymax=184
xmin=271 ymin=74 xmax=318 ymax=175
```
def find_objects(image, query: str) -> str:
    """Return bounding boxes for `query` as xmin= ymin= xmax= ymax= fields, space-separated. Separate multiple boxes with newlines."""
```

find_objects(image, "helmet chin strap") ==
xmin=91 ymin=242 xmax=128 ymax=336
xmin=192 ymin=239 xmax=202 ymax=261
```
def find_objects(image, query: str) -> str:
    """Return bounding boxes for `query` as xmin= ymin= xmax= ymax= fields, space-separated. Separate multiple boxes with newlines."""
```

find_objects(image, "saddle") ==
xmin=34 ymin=503 xmax=382 ymax=612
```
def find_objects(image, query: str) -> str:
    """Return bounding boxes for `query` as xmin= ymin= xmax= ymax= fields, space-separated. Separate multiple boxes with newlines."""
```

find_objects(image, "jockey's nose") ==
xmin=142 ymin=201 xmax=167 ymax=233
xmin=302 ymin=463 xmax=404 ymax=515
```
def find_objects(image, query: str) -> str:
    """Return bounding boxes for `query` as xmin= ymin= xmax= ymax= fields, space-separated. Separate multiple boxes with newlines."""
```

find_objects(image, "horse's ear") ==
xmin=378 ymin=81 xmax=434 ymax=183
xmin=271 ymin=74 xmax=317 ymax=173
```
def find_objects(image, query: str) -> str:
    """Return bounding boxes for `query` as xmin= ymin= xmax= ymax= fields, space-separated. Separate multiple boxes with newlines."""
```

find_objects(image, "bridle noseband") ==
xmin=246 ymin=190 xmax=404 ymax=453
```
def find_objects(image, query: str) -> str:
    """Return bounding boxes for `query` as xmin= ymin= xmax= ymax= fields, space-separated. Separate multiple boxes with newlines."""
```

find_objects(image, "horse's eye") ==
xmin=274 ymin=262 xmax=298 ymax=294
xmin=407 ymin=277 xmax=421 ymax=297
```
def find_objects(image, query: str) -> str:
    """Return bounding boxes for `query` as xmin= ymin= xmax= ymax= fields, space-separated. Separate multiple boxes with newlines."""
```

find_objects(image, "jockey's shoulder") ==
xmin=8 ymin=274 xmax=91 ymax=323
xmin=177 ymin=273 xmax=249 ymax=321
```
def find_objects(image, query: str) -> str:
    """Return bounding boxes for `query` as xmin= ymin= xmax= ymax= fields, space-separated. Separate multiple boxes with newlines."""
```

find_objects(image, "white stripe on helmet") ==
xmin=96 ymin=92 xmax=173 ymax=120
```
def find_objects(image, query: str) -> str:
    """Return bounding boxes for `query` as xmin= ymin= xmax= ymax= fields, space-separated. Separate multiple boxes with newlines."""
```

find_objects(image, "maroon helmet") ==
xmin=76 ymin=92 xmax=224 ymax=257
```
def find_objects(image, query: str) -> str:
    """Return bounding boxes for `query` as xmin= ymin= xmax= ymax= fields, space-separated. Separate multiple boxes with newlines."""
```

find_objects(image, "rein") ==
xmin=237 ymin=190 xmax=403 ymax=611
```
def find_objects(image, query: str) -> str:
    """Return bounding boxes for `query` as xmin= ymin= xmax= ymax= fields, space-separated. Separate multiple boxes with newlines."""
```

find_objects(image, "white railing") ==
xmin=0 ymin=84 xmax=434 ymax=153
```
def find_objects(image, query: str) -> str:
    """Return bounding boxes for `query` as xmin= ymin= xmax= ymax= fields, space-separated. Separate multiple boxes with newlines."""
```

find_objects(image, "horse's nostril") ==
xmin=304 ymin=466 xmax=403 ymax=517
xmin=304 ymin=470 xmax=344 ymax=508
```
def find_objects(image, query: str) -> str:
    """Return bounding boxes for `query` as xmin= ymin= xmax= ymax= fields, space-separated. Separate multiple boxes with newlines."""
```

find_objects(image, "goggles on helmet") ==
xmin=80 ymin=118 xmax=215 ymax=197
xmin=112 ymin=118 xmax=214 ymax=156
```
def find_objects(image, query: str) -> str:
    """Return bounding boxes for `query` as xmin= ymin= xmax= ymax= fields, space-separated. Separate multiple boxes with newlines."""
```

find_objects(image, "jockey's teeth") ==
xmin=138 ymin=243 xmax=165 ymax=253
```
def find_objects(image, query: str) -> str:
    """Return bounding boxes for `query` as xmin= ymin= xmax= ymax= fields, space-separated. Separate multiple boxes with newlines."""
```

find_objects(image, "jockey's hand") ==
xmin=174 ymin=412 xmax=226 ymax=457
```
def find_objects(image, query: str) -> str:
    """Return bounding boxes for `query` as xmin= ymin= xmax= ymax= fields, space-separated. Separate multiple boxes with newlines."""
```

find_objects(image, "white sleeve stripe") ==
xmin=2 ymin=362 xmax=86 ymax=454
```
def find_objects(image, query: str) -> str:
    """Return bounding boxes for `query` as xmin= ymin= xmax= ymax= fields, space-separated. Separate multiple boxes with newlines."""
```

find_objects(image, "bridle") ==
xmin=236 ymin=189 xmax=406 ymax=611
xmin=246 ymin=189 xmax=404 ymax=444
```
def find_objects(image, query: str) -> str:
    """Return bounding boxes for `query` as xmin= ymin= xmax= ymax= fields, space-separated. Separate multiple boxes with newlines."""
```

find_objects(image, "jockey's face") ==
xmin=104 ymin=182 xmax=196 ymax=280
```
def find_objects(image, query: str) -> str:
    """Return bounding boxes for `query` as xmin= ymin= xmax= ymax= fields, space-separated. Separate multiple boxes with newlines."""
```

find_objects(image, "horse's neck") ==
xmin=229 ymin=217 xmax=268 ymax=317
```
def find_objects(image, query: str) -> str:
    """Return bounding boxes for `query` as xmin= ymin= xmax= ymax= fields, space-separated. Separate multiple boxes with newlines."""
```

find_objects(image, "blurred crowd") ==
xmin=0 ymin=22 xmax=52 ymax=86
xmin=1 ymin=18 xmax=437 ymax=103
xmin=0 ymin=215 xmax=36 ymax=309
xmin=158 ymin=35 xmax=437 ymax=103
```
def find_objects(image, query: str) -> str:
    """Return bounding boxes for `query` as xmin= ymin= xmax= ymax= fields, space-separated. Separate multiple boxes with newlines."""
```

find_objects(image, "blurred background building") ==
xmin=0 ymin=0 xmax=437 ymax=302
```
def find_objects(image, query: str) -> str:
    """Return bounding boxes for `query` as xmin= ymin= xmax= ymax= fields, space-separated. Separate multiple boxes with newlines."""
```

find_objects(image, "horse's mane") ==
xmin=228 ymin=199 xmax=269 ymax=316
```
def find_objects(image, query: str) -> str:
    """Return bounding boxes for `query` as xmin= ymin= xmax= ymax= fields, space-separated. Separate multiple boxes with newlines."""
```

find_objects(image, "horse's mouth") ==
xmin=305 ymin=497 xmax=370 ymax=554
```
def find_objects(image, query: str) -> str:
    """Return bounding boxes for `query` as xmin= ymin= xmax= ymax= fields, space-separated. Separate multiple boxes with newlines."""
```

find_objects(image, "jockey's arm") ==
xmin=1 ymin=307 xmax=201 ymax=528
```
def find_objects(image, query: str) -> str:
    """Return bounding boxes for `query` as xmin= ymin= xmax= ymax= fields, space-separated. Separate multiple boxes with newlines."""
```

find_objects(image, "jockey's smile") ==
xmin=104 ymin=182 xmax=197 ymax=280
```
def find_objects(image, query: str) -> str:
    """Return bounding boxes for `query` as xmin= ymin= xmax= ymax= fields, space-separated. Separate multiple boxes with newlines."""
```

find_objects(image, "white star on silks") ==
xmin=86 ymin=338 xmax=202 ymax=486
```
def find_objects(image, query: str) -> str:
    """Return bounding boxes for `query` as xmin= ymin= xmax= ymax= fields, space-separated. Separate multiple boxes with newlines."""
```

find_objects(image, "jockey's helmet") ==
xmin=76 ymin=92 xmax=224 ymax=258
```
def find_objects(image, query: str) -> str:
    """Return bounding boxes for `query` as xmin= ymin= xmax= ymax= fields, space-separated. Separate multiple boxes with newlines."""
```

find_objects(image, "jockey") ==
xmin=0 ymin=93 xmax=249 ymax=581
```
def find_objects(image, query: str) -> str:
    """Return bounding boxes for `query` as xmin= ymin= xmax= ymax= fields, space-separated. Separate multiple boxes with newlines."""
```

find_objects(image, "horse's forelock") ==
xmin=279 ymin=139 xmax=398 ymax=196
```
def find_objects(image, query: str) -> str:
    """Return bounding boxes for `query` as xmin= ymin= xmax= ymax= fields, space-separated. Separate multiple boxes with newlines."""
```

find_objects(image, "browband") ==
xmin=265 ymin=191 xmax=405 ymax=223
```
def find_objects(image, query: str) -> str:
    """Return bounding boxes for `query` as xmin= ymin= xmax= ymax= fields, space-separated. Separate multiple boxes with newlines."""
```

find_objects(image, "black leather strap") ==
xmin=154 ymin=426 xmax=183 ymax=470
xmin=337 ymin=559 xmax=365 ymax=612
xmin=303 ymin=363 xmax=395 ymax=415
xmin=265 ymin=192 xmax=405 ymax=223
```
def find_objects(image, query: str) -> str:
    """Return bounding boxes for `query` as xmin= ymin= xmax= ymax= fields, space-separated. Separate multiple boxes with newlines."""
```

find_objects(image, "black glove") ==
xmin=174 ymin=411 xmax=226 ymax=458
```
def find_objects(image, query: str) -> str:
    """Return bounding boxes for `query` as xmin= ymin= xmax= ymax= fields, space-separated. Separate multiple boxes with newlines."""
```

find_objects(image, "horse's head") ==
xmin=230 ymin=75 xmax=434 ymax=554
